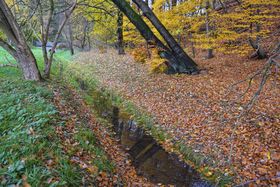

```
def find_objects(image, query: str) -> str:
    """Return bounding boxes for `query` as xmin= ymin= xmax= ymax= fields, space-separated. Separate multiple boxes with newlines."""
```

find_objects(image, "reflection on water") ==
xmin=112 ymin=107 xmax=212 ymax=187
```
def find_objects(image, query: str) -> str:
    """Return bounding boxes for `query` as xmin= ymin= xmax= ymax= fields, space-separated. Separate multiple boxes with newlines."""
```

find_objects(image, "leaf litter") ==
xmin=72 ymin=49 xmax=279 ymax=186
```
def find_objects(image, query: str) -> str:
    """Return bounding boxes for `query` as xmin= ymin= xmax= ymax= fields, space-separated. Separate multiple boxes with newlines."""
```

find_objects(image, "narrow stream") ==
xmin=111 ymin=107 xmax=212 ymax=187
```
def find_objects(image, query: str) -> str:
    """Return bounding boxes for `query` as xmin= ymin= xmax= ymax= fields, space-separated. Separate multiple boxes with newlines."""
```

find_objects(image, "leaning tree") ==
xmin=111 ymin=0 xmax=198 ymax=74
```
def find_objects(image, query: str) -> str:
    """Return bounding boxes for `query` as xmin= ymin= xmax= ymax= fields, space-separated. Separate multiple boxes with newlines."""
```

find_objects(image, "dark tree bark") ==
xmin=217 ymin=0 xmax=227 ymax=13
xmin=63 ymin=19 xmax=74 ymax=55
xmin=171 ymin=0 xmax=177 ymax=7
xmin=248 ymin=9 xmax=266 ymax=59
xmin=0 ymin=0 xmax=41 ymax=81
xmin=67 ymin=19 xmax=74 ymax=55
xmin=80 ymin=18 xmax=88 ymax=50
xmin=249 ymin=37 xmax=267 ymax=59
xmin=205 ymin=1 xmax=214 ymax=59
xmin=87 ymin=33 xmax=91 ymax=51
xmin=117 ymin=10 xmax=125 ymax=55
xmin=132 ymin=0 xmax=198 ymax=73
xmin=111 ymin=0 xmax=198 ymax=74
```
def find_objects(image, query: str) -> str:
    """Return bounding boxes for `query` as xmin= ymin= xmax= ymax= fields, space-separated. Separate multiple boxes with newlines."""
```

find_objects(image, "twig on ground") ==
xmin=225 ymin=44 xmax=280 ymax=164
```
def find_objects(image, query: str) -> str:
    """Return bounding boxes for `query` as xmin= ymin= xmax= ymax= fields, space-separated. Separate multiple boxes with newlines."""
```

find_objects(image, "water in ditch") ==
xmin=111 ymin=107 xmax=213 ymax=187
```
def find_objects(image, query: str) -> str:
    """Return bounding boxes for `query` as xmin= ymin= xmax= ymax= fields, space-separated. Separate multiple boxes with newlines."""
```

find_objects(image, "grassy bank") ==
xmin=0 ymin=79 xmax=79 ymax=186
xmin=0 ymin=48 xmax=115 ymax=186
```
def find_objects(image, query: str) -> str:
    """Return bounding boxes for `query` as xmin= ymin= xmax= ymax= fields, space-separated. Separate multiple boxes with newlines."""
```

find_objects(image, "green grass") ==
xmin=0 ymin=47 xmax=71 ymax=79
xmin=74 ymin=128 xmax=115 ymax=172
xmin=0 ymin=79 xmax=76 ymax=186
xmin=0 ymin=48 xmax=21 ymax=79
xmin=0 ymin=47 xmax=16 ymax=64
xmin=0 ymin=47 xmax=115 ymax=186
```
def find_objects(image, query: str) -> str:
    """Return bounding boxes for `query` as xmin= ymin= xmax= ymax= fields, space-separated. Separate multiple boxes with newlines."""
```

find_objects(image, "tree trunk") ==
xmin=0 ymin=0 xmax=41 ymax=81
xmin=87 ymin=34 xmax=91 ymax=51
xmin=189 ymin=32 xmax=196 ymax=58
xmin=38 ymin=0 xmax=54 ymax=77
xmin=80 ymin=18 xmax=88 ymax=50
xmin=41 ymin=0 xmax=77 ymax=78
xmin=182 ymin=35 xmax=187 ymax=48
xmin=249 ymin=37 xmax=266 ymax=59
xmin=68 ymin=19 xmax=74 ymax=55
xmin=205 ymin=1 xmax=214 ymax=59
xmin=248 ymin=8 xmax=266 ymax=59
xmin=117 ymin=10 xmax=125 ymax=55
xmin=17 ymin=45 xmax=42 ymax=80
xmin=112 ymin=0 xmax=198 ymax=74
xmin=132 ymin=0 xmax=198 ymax=73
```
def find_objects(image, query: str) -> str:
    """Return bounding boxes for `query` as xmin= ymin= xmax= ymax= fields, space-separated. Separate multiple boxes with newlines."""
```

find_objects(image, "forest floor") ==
xmin=0 ymin=47 xmax=279 ymax=186
xmin=0 ymin=48 xmax=147 ymax=186
xmin=72 ymin=49 xmax=280 ymax=186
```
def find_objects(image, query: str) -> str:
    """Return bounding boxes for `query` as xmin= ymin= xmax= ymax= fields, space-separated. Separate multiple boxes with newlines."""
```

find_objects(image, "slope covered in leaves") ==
xmin=74 ymin=49 xmax=279 ymax=186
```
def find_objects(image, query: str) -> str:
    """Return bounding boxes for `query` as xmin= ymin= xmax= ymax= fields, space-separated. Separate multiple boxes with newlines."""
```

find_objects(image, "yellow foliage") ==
xmin=147 ymin=48 xmax=167 ymax=73
xmin=130 ymin=46 xmax=149 ymax=64
xmin=123 ymin=0 xmax=280 ymax=57
xmin=130 ymin=46 xmax=167 ymax=73
xmin=75 ymin=0 xmax=118 ymax=43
